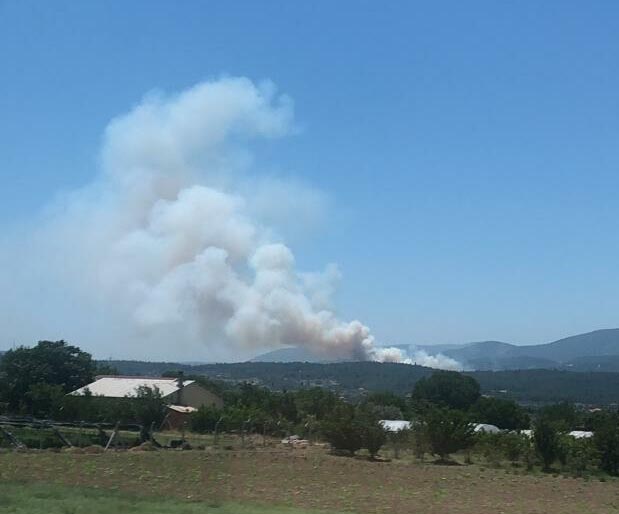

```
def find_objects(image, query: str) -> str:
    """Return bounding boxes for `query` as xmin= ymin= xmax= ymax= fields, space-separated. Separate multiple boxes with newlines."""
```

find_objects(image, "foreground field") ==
xmin=1 ymin=447 xmax=619 ymax=514
xmin=0 ymin=483 xmax=330 ymax=514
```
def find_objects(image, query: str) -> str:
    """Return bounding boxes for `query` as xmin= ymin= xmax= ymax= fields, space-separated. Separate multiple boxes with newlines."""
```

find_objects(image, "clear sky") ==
xmin=1 ymin=1 xmax=618 ymax=357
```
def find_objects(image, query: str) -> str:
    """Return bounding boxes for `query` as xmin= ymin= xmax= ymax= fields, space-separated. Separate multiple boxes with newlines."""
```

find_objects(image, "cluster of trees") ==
xmin=0 ymin=340 xmax=112 ymax=417
xmin=531 ymin=405 xmax=619 ymax=475
xmin=3 ymin=341 xmax=619 ymax=474
xmin=189 ymin=383 xmax=389 ymax=456
xmin=0 ymin=341 xmax=164 ymax=430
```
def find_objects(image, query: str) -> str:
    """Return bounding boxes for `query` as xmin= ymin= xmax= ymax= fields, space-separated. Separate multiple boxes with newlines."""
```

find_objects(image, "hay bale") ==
xmin=82 ymin=445 xmax=105 ymax=454
xmin=62 ymin=446 xmax=84 ymax=454
xmin=128 ymin=441 xmax=159 ymax=452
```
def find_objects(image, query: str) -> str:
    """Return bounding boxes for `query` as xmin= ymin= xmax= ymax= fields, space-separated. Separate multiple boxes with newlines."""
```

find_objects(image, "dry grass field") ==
xmin=2 ymin=446 xmax=619 ymax=514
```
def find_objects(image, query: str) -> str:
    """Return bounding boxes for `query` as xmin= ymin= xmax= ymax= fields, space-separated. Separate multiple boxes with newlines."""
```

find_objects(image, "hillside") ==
xmin=520 ymin=329 xmax=619 ymax=361
xmin=104 ymin=359 xmax=619 ymax=405
xmin=248 ymin=329 xmax=619 ymax=371
xmin=441 ymin=329 xmax=619 ymax=370
xmin=249 ymin=347 xmax=334 ymax=363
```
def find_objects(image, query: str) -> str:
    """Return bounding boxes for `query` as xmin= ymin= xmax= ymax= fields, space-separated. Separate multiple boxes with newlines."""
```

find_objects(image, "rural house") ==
xmin=70 ymin=375 xmax=223 ymax=410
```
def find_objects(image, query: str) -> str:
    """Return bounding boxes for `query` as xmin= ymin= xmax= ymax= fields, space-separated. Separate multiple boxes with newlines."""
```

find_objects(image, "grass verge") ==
xmin=0 ymin=482 xmax=342 ymax=514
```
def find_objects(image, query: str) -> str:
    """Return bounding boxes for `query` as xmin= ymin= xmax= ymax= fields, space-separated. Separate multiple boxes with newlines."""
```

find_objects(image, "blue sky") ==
xmin=1 ymin=1 xmax=618 ymax=355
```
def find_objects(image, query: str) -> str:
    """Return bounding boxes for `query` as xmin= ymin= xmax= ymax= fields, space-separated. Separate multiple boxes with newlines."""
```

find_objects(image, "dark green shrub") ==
xmin=422 ymin=407 xmax=474 ymax=462
xmin=533 ymin=417 xmax=560 ymax=471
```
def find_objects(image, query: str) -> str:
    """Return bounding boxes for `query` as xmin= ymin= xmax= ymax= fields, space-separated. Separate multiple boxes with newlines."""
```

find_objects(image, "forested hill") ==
xmin=102 ymin=360 xmax=619 ymax=406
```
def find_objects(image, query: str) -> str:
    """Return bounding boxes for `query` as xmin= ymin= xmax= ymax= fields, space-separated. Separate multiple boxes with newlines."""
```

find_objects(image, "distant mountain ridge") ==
xmin=442 ymin=329 xmax=619 ymax=370
xmin=250 ymin=329 xmax=619 ymax=371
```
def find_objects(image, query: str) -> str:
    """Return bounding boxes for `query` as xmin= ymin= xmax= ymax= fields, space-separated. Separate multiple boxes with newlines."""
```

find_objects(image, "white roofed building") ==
xmin=70 ymin=376 xmax=223 ymax=410
xmin=472 ymin=423 xmax=501 ymax=434
xmin=380 ymin=420 xmax=412 ymax=432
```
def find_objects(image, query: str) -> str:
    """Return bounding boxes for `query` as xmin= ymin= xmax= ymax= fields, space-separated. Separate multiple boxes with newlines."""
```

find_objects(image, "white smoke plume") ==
xmin=1 ymin=76 xmax=459 ymax=369
xmin=370 ymin=347 xmax=461 ymax=370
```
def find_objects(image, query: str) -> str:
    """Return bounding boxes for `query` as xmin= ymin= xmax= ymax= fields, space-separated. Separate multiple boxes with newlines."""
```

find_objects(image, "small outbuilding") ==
xmin=472 ymin=423 xmax=500 ymax=434
xmin=161 ymin=405 xmax=199 ymax=431
xmin=569 ymin=430 xmax=594 ymax=439
xmin=379 ymin=420 xmax=412 ymax=432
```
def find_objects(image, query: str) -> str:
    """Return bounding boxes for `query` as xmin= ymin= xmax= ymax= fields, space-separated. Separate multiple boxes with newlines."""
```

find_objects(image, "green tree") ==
xmin=470 ymin=397 xmax=530 ymax=430
xmin=538 ymin=402 xmax=578 ymax=432
xmin=412 ymin=371 xmax=480 ymax=411
xmin=422 ymin=407 xmax=475 ymax=463
xmin=592 ymin=412 xmax=619 ymax=475
xmin=411 ymin=422 xmax=428 ymax=460
xmin=132 ymin=386 xmax=167 ymax=438
xmin=0 ymin=340 xmax=96 ymax=413
xmin=500 ymin=432 xmax=528 ymax=464
xmin=190 ymin=405 xmax=223 ymax=433
xmin=355 ymin=406 xmax=387 ymax=459
xmin=295 ymin=388 xmax=344 ymax=421
xmin=24 ymin=383 xmax=65 ymax=418
xmin=533 ymin=416 xmax=560 ymax=471
xmin=321 ymin=405 xmax=363 ymax=456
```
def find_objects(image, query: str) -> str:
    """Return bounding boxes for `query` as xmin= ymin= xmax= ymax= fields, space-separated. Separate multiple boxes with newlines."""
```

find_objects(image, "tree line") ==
xmin=2 ymin=340 xmax=619 ymax=476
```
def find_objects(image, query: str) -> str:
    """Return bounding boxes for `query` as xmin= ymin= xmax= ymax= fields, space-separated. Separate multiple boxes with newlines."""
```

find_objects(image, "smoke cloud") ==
xmin=0 ymin=76 xmax=460 ymax=369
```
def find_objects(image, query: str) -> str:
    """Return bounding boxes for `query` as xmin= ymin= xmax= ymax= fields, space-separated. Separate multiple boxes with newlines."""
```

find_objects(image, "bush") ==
xmin=533 ymin=417 xmax=560 ymax=471
xmin=321 ymin=415 xmax=363 ymax=455
xmin=501 ymin=432 xmax=528 ymax=464
xmin=190 ymin=405 xmax=223 ymax=433
xmin=359 ymin=417 xmax=387 ymax=459
xmin=412 ymin=371 xmax=480 ymax=411
xmin=475 ymin=433 xmax=503 ymax=467
xmin=470 ymin=397 xmax=530 ymax=430
xmin=592 ymin=413 xmax=619 ymax=476
xmin=561 ymin=436 xmax=596 ymax=477
xmin=412 ymin=423 xmax=428 ymax=460
xmin=422 ymin=407 xmax=474 ymax=462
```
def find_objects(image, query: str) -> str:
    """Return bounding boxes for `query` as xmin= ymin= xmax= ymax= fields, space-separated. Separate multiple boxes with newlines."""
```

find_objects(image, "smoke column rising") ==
xmin=2 ymin=77 xmax=460 ymax=369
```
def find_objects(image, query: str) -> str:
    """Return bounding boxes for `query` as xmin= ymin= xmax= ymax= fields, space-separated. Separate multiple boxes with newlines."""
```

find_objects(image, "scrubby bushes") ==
xmin=592 ymin=412 xmax=619 ymax=475
xmin=533 ymin=416 xmax=560 ymax=471
xmin=470 ymin=396 xmax=530 ymax=430
xmin=320 ymin=405 xmax=387 ymax=458
xmin=421 ymin=407 xmax=475 ymax=463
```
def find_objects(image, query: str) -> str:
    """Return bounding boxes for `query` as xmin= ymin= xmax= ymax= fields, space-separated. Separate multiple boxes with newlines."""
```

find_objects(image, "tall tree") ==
xmin=422 ymin=406 xmax=474 ymax=462
xmin=469 ymin=396 xmax=530 ymax=430
xmin=412 ymin=371 xmax=480 ymax=411
xmin=533 ymin=416 xmax=560 ymax=471
xmin=0 ymin=340 xmax=96 ymax=412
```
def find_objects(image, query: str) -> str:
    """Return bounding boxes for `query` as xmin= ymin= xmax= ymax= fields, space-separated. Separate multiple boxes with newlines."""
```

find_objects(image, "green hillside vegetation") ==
xmin=101 ymin=360 xmax=619 ymax=405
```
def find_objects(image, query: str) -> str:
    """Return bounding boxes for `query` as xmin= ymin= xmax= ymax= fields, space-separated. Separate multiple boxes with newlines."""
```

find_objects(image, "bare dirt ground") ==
xmin=2 ymin=447 xmax=618 ymax=514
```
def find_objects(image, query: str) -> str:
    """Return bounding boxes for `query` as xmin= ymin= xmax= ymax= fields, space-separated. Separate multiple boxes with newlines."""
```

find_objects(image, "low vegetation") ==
xmin=2 ymin=340 xmax=619 ymax=481
xmin=0 ymin=482 xmax=336 ymax=514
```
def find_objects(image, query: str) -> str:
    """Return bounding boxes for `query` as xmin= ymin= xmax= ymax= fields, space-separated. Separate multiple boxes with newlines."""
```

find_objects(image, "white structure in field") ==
xmin=380 ymin=420 xmax=412 ymax=432
xmin=568 ymin=430 xmax=594 ymax=439
xmin=472 ymin=423 xmax=500 ymax=434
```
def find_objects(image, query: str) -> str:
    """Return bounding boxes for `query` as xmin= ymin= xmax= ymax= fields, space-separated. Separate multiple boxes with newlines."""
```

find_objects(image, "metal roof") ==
xmin=379 ymin=420 xmax=412 ymax=432
xmin=70 ymin=376 xmax=195 ymax=398
xmin=167 ymin=405 xmax=198 ymax=414
xmin=472 ymin=423 xmax=501 ymax=433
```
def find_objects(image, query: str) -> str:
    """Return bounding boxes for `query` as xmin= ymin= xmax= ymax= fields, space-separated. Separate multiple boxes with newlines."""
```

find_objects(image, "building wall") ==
xmin=167 ymin=382 xmax=223 ymax=409
xmin=162 ymin=409 xmax=191 ymax=431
